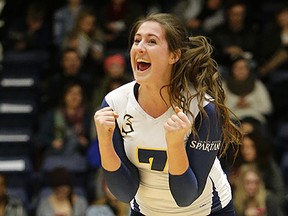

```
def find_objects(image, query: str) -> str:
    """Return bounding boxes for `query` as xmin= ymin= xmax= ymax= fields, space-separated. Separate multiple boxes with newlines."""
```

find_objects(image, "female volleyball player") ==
xmin=94 ymin=13 xmax=242 ymax=215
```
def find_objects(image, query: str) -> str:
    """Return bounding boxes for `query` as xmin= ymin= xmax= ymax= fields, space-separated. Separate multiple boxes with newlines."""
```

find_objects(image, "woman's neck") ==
xmin=137 ymin=85 xmax=170 ymax=118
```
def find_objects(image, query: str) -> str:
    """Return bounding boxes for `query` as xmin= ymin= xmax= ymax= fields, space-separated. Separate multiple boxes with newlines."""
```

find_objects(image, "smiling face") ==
xmin=130 ymin=21 xmax=176 ymax=87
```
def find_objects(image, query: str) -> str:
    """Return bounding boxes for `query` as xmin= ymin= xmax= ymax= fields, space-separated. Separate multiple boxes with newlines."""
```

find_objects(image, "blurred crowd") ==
xmin=0 ymin=0 xmax=287 ymax=215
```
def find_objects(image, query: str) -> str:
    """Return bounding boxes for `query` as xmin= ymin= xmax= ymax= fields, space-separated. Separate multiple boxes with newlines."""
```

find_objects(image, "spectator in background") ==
xmin=211 ymin=0 xmax=259 ymax=68
xmin=91 ymin=53 xmax=132 ymax=111
xmin=97 ymin=0 xmax=145 ymax=53
xmin=53 ymin=0 xmax=84 ymax=48
xmin=233 ymin=164 xmax=284 ymax=216
xmin=3 ymin=2 xmax=51 ymax=52
xmin=0 ymin=174 xmax=27 ymax=216
xmin=36 ymin=167 xmax=88 ymax=216
xmin=173 ymin=0 xmax=225 ymax=36
xmin=62 ymin=7 xmax=105 ymax=71
xmin=256 ymin=4 xmax=288 ymax=123
xmin=38 ymin=82 xmax=92 ymax=157
xmin=41 ymin=48 xmax=93 ymax=110
xmin=257 ymin=4 xmax=288 ymax=77
xmin=89 ymin=176 xmax=130 ymax=216
xmin=239 ymin=116 xmax=271 ymax=136
xmin=222 ymin=56 xmax=273 ymax=126
xmin=220 ymin=116 xmax=270 ymax=176
xmin=229 ymin=131 xmax=285 ymax=208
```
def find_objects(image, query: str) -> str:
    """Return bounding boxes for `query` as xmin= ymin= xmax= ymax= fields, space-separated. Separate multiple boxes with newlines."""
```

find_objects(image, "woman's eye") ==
xmin=134 ymin=39 xmax=140 ymax=44
xmin=149 ymin=39 xmax=156 ymax=44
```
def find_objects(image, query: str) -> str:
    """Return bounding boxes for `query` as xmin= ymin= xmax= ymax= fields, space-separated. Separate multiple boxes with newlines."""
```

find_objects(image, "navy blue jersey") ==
xmin=101 ymin=81 xmax=232 ymax=215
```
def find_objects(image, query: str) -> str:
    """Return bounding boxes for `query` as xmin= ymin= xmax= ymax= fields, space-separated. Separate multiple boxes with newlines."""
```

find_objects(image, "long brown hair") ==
xmin=129 ymin=13 xmax=242 ymax=156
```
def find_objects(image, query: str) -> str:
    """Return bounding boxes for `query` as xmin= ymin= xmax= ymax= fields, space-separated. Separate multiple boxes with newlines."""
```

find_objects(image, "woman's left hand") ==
xmin=164 ymin=107 xmax=191 ymax=147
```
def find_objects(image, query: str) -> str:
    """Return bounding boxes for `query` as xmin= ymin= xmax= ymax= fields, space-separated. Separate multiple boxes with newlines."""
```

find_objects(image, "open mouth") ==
xmin=137 ymin=59 xmax=151 ymax=71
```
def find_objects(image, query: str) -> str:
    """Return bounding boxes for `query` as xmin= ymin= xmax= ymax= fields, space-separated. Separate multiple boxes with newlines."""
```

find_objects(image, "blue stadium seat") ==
xmin=0 ymin=128 xmax=33 ymax=157
xmin=0 ymin=99 xmax=38 ymax=130
xmin=2 ymin=50 xmax=48 ymax=76
xmin=41 ymin=154 xmax=88 ymax=173
xmin=0 ymin=156 xmax=33 ymax=210
xmin=41 ymin=155 xmax=88 ymax=189
xmin=0 ymin=75 xmax=40 ymax=101
xmin=38 ymin=186 xmax=87 ymax=199
xmin=0 ymin=156 xmax=33 ymax=188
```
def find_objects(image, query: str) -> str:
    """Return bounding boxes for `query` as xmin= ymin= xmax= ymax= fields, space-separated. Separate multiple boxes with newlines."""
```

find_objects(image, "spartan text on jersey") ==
xmin=189 ymin=140 xmax=221 ymax=152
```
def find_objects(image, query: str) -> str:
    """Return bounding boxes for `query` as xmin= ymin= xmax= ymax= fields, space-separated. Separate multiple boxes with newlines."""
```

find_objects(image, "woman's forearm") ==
xmin=167 ymin=142 xmax=189 ymax=175
xmin=98 ymin=135 xmax=121 ymax=171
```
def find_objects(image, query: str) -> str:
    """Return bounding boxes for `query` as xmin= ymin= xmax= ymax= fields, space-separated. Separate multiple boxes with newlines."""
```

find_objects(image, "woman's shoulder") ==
xmin=105 ymin=81 xmax=136 ymax=103
xmin=188 ymin=84 xmax=215 ymax=117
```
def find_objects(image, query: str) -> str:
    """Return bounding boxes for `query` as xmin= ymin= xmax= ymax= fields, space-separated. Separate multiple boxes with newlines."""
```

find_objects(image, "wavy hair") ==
xmin=129 ymin=13 xmax=242 ymax=156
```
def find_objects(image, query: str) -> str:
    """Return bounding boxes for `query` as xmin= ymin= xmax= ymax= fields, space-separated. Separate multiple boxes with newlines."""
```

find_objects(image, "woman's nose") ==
xmin=136 ymin=42 xmax=145 ymax=53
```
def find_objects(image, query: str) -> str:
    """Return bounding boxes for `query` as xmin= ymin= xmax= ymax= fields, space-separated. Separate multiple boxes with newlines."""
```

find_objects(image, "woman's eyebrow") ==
xmin=135 ymin=33 xmax=160 ymax=39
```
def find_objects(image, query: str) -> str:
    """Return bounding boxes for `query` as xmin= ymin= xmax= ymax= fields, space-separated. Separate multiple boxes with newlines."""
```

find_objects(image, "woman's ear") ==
xmin=169 ymin=49 xmax=181 ymax=64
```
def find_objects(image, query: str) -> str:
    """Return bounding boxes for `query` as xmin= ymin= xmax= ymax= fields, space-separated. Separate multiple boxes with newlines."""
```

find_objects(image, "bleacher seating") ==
xmin=0 ymin=156 xmax=33 ymax=212
xmin=40 ymin=154 xmax=89 ymax=195
xmin=0 ymin=129 xmax=33 ymax=157
xmin=0 ymin=49 xmax=49 ymax=215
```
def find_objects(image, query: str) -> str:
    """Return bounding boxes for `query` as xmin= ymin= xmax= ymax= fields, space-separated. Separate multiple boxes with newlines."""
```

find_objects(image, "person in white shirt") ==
xmin=222 ymin=56 xmax=273 ymax=125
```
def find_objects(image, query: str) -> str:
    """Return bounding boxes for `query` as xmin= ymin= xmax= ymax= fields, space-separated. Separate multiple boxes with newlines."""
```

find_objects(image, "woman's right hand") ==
xmin=94 ymin=107 xmax=119 ymax=138
xmin=94 ymin=107 xmax=121 ymax=170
